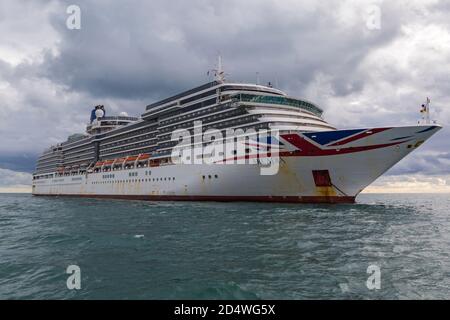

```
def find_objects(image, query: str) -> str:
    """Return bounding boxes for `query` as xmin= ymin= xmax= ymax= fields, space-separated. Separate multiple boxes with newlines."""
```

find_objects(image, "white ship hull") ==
xmin=32 ymin=125 xmax=441 ymax=203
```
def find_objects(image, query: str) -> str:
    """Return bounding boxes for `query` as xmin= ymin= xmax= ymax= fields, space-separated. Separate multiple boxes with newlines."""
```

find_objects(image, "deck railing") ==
xmin=233 ymin=93 xmax=323 ymax=117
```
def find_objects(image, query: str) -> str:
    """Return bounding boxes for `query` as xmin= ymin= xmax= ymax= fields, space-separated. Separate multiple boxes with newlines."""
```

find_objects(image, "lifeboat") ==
xmin=137 ymin=153 xmax=151 ymax=161
xmin=114 ymin=158 xmax=126 ymax=164
xmin=94 ymin=161 xmax=104 ymax=167
xmin=136 ymin=154 xmax=151 ymax=167
xmin=125 ymin=155 xmax=139 ymax=162
xmin=103 ymin=159 xmax=114 ymax=166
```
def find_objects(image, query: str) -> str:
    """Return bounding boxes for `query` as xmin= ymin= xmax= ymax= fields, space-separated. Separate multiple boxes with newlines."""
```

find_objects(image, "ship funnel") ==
xmin=95 ymin=108 xmax=104 ymax=118
xmin=90 ymin=105 xmax=106 ymax=123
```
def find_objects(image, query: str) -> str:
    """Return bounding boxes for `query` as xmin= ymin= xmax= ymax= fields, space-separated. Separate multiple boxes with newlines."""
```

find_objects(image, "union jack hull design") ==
xmin=33 ymin=125 xmax=441 ymax=203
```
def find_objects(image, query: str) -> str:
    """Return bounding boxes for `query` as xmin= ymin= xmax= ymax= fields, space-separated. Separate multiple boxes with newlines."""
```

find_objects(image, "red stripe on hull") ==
xmin=32 ymin=194 xmax=356 ymax=204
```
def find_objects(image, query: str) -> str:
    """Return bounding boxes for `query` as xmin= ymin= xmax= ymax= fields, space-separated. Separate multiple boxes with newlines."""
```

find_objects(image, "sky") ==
xmin=0 ymin=0 xmax=449 ymax=193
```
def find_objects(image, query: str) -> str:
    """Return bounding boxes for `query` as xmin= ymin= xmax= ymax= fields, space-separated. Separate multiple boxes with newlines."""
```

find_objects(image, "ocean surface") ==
xmin=0 ymin=193 xmax=448 ymax=300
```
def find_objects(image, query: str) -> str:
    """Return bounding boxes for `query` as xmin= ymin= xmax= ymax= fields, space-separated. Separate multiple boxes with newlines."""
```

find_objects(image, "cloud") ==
xmin=41 ymin=0 xmax=404 ymax=101
xmin=0 ymin=0 xmax=60 ymax=66
xmin=0 ymin=0 xmax=449 ymax=191
xmin=364 ymin=173 xmax=450 ymax=193
xmin=0 ymin=168 xmax=32 ymax=193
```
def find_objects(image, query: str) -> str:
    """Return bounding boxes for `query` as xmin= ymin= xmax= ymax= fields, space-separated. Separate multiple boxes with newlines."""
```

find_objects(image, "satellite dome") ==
xmin=95 ymin=109 xmax=104 ymax=118
xmin=119 ymin=112 xmax=129 ymax=117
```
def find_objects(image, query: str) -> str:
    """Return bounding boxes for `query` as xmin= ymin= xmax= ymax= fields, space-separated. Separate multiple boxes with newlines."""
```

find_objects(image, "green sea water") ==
xmin=0 ymin=193 xmax=448 ymax=299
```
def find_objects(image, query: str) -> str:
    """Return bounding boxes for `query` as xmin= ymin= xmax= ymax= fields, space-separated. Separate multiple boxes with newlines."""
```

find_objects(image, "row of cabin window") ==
xmin=159 ymin=103 xmax=229 ymax=128
xmin=100 ymin=124 xmax=158 ymax=145
xmin=102 ymin=133 xmax=157 ymax=148
xmin=101 ymin=137 xmax=158 ymax=154
xmin=158 ymin=115 xmax=258 ymax=142
xmin=159 ymin=108 xmax=244 ymax=133
xmin=92 ymin=177 xmax=176 ymax=184
xmin=64 ymin=151 xmax=95 ymax=163
xmin=203 ymin=175 xmax=219 ymax=179
xmin=97 ymin=164 xmax=148 ymax=173
xmin=158 ymin=114 xmax=259 ymax=148
xmin=154 ymin=118 xmax=263 ymax=155
xmin=180 ymin=89 xmax=217 ymax=105
xmin=57 ymin=171 xmax=87 ymax=177
xmin=156 ymin=97 xmax=218 ymax=124
xmin=99 ymin=147 xmax=156 ymax=160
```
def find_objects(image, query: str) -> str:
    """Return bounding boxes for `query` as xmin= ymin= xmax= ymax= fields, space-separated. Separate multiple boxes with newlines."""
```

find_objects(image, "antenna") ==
xmin=419 ymin=97 xmax=431 ymax=124
xmin=217 ymin=56 xmax=223 ymax=78
xmin=207 ymin=55 xmax=226 ymax=83
xmin=256 ymin=72 xmax=260 ymax=85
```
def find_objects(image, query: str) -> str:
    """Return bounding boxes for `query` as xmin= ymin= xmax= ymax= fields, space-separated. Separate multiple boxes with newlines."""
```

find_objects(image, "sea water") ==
xmin=0 ymin=193 xmax=448 ymax=299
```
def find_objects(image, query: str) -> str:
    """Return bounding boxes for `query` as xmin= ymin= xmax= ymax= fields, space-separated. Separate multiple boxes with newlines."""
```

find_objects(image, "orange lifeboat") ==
xmin=94 ymin=161 xmax=104 ymax=167
xmin=103 ymin=159 xmax=114 ymax=166
xmin=125 ymin=155 xmax=139 ymax=162
xmin=137 ymin=153 xmax=151 ymax=160
xmin=114 ymin=158 xmax=126 ymax=164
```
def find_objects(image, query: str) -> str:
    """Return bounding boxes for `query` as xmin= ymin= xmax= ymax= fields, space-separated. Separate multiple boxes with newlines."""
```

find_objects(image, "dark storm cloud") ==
xmin=41 ymin=0 xmax=403 ymax=101
xmin=0 ymin=154 xmax=37 ymax=173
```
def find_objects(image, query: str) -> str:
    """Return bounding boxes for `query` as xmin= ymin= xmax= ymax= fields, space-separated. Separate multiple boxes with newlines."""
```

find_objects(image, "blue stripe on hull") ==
xmin=303 ymin=129 xmax=366 ymax=145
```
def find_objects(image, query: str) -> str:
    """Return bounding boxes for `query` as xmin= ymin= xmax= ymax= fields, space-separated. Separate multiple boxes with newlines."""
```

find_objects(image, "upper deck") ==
xmin=142 ymin=81 xmax=321 ymax=119
xmin=86 ymin=115 xmax=139 ymax=135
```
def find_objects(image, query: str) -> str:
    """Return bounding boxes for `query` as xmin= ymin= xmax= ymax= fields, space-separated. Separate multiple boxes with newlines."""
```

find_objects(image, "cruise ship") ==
xmin=32 ymin=66 xmax=441 ymax=203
